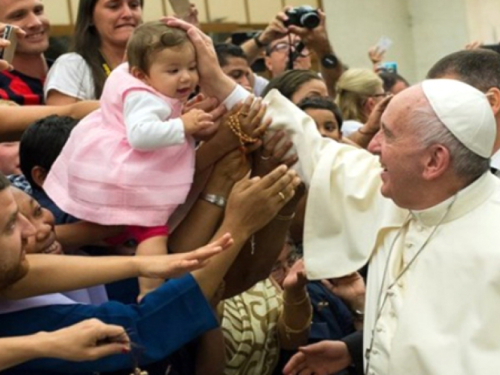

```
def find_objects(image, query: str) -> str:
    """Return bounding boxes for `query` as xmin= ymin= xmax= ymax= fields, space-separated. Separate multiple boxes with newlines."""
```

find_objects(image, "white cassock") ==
xmin=261 ymin=89 xmax=500 ymax=375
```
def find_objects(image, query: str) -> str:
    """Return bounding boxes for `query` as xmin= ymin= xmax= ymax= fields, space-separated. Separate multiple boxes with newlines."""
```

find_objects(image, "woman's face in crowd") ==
xmin=12 ymin=188 xmax=63 ymax=255
xmin=291 ymin=79 xmax=328 ymax=105
xmin=305 ymin=108 xmax=341 ymax=141
xmin=92 ymin=0 xmax=142 ymax=48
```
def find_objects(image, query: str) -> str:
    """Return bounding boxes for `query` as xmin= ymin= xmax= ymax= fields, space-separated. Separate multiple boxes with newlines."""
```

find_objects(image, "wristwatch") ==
xmin=201 ymin=194 xmax=227 ymax=208
xmin=321 ymin=53 xmax=339 ymax=69
xmin=253 ymin=32 xmax=268 ymax=48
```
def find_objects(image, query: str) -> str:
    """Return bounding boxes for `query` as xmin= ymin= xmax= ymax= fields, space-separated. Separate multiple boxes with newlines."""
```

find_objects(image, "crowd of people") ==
xmin=1 ymin=1 xmax=499 ymax=375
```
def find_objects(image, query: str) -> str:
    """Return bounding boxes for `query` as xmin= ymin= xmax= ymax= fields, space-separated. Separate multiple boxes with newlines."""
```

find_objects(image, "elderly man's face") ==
xmin=0 ymin=187 xmax=35 ymax=290
xmin=368 ymin=88 xmax=429 ymax=208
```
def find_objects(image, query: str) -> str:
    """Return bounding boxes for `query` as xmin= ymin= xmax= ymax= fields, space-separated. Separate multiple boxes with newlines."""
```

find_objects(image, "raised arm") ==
xmin=0 ymin=102 xmax=99 ymax=142
xmin=0 ymin=242 xmax=227 ymax=299
xmin=287 ymin=9 xmax=343 ymax=97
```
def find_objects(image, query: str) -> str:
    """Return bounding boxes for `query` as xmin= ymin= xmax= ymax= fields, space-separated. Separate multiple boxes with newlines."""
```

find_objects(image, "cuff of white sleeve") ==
xmin=222 ymin=85 xmax=251 ymax=111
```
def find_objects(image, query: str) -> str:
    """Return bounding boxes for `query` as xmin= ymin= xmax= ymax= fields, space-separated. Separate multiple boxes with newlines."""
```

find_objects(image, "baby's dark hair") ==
xmin=297 ymin=96 xmax=343 ymax=130
xmin=127 ymin=21 xmax=190 ymax=73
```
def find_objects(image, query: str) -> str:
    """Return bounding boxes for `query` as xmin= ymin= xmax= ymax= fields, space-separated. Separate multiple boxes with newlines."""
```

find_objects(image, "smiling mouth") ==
xmin=25 ymin=31 xmax=45 ymax=40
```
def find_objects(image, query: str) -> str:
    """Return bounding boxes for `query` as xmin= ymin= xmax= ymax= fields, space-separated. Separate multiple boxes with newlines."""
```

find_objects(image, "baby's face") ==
xmin=142 ymin=42 xmax=198 ymax=102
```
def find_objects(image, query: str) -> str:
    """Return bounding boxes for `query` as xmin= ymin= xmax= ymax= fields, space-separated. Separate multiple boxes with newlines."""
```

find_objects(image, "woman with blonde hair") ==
xmin=335 ymin=68 xmax=386 ymax=137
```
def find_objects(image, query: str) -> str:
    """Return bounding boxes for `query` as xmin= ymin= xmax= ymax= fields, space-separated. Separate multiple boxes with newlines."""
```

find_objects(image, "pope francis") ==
xmin=262 ymin=79 xmax=499 ymax=375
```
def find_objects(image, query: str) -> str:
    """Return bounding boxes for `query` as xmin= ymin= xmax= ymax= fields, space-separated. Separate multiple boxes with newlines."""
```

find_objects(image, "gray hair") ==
xmin=409 ymin=103 xmax=490 ymax=182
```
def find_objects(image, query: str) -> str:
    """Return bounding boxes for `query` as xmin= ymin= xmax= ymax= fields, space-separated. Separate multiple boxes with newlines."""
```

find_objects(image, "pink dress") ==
xmin=44 ymin=64 xmax=195 ymax=227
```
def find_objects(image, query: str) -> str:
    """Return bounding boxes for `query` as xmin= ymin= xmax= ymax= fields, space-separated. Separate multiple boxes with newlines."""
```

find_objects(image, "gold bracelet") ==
xmin=275 ymin=212 xmax=296 ymax=221
xmin=281 ymin=308 xmax=313 ymax=339
xmin=282 ymin=292 xmax=309 ymax=306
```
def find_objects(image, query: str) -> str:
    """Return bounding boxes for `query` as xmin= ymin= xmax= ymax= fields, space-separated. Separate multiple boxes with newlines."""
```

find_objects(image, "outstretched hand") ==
xmin=44 ymin=319 xmax=131 ymax=362
xmin=136 ymin=233 xmax=233 ymax=279
xmin=225 ymin=165 xmax=301 ymax=236
xmin=283 ymin=340 xmax=352 ymax=375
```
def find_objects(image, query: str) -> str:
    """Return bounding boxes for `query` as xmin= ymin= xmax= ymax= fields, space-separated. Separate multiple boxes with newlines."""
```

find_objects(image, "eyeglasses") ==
xmin=267 ymin=42 xmax=311 ymax=57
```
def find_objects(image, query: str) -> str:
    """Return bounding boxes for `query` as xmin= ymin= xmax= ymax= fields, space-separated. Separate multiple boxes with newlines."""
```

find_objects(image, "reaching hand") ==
xmin=212 ymin=149 xmax=251 ymax=183
xmin=362 ymin=94 xmax=393 ymax=134
xmin=368 ymin=45 xmax=386 ymax=66
xmin=225 ymin=165 xmax=301 ymax=236
xmin=252 ymin=130 xmax=297 ymax=177
xmin=322 ymin=272 xmax=365 ymax=311
xmin=136 ymin=233 xmax=233 ymax=279
xmin=44 ymin=319 xmax=130 ymax=362
xmin=182 ymin=108 xmax=216 ymax=138
xmin=283 ymin=340 xmax=352 ymax=375
xmin=285 ymin=9 xmax=330 ymax=52
xmin=282 ymin=259 xmax=308 ymax=292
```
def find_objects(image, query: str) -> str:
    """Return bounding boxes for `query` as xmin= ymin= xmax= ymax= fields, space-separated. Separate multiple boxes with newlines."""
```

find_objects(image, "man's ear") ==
xmin=31 ymin=166 xmax=47 ymax=189
xmin=422 ymin=144 xmax=450 ymax=181
xmin=486 ymin=87 xmax=500 ymax=116
xmin=264 ymin=56 xmax=274 ymax=74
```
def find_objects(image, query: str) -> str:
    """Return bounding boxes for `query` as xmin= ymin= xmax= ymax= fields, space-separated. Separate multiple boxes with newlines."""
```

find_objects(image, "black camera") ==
xmin=284 ymin=6 xmax=320 ymax=29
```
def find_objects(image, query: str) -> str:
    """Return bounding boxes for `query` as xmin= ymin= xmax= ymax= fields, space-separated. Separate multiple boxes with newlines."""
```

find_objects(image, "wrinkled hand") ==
xmin=136 ymin=233 xmax=233 ymax=279
xmin=283 ymin=340 xmax=352 ymax=375
xmin=368 ymin=45 xmax=386 ymax=65
xmin=163 ymin=17 xmax=235 ymax=100
xmin=44 ymin=319 xmax=131 ymax=361
xmin=282 ymin=259 xmax=307 ymax=292
xmin=252 ymin=130 xmax=297 ymax=177
xmin=225 ymin=165 xmax=301 ymax=236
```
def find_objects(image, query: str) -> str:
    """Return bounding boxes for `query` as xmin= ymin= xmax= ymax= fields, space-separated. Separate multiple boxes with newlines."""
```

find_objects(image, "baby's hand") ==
xmin=181 ymin=108 xmax=215 ymax=136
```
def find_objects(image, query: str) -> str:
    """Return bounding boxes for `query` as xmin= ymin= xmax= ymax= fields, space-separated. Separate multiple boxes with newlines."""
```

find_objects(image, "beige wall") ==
xmin=322 ymin=0 xmax=417 ymax=82
xmin=43 ymin=0 xmax=498 ymax=82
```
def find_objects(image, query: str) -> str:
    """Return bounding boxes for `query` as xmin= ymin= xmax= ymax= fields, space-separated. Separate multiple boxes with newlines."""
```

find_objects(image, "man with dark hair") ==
xmin=214 ymin=43 xmax=253 ymax=92
xmin=427 ymin=49 xmax=500 ymax=174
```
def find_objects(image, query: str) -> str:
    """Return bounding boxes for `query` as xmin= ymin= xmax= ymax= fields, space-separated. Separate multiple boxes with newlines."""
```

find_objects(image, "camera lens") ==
xmin=301 ymin=12 xmax=320 ymax=29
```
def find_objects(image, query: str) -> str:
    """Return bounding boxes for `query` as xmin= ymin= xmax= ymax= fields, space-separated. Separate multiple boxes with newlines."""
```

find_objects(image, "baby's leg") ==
xmin=128 ymin=226 xmax=169 ymax=302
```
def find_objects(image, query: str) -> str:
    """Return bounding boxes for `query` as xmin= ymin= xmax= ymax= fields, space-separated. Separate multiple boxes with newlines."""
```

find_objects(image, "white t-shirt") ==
xmin=253 ymin=74 xmax=269 ymax=97
xmin=44 ymin=52 xmax=96 ymax=101
xmin=341 ymin=119 xmax=363 ymax=137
